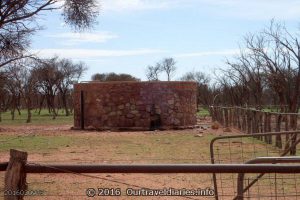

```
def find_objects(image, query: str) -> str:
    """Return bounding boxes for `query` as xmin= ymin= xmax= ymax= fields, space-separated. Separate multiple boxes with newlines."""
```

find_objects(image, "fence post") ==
xmin=217 ymin=107 xmax=221 ymax=122
xmin=264 ymin=113 xmax=272 ymax=144
xmin=268 ymin=114 xmax=272 ymax=144
xmin=284 ymin=115 xmax=290 ymax=150
xmin=290 ymin=115 xmax=298 ymax=155
xmin=221 ymin=108 xmax=224 ymax=126
xmin=258 ymin=111 xmax=263 ymax=133
xmin=257 ymin=111 xmax=263 ymax=140
xmin=246 ymin=110 xmax=252 ymax=134
xmin=250 ymin=110 xmax=257 ymax=133
xmin=230 ymin=108 xmax=234 ymax=127
xmin=275 ymin=114 xmax=282 ymax=148
xmin=210 ymin=106 xmax=215 ymax=121
xmin=224 ymin=108 xmax=229 ymax=127
xmin=242 ymin=109 xmax=246 ymax=132
xmin=237 ymin=108 xmax=241 ymax=129
xmin=4 ymin=149 xmax=28 ymax=200
xmin=215 ymin=107 xmax=219 ymax=122
xmin=253 ymin=110 xmax=258 ymax=134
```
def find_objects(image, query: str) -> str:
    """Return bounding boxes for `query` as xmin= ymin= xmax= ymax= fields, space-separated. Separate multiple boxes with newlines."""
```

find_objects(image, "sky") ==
xmin=30 ymin=0 xmax=300 ymax=81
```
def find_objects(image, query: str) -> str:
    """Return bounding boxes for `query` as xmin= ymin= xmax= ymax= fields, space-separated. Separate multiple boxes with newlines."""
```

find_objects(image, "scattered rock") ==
xmin=130 ymin=110 xmax=139 ymax=115
xmin=108 ymin=111 xmax=116 ymax=116
xmin=223 ymin=127 xmax=232 ymax=132
xmin=195 ymin=134 xmax=203 ymax=137
xmin=86 ymin=125 xmax=96 ymax=130
xmin=118 ymin=105 xmax=125 ymax=109
xmin=167 ymin=99 xmax=175 ymax=104
xmin=126 ymin=114 xmax=135 ymax=119
xmin=130 ymin=105 xmax=136 ymax=110
xmin=211 ymin=122 xmax=219 ymax=130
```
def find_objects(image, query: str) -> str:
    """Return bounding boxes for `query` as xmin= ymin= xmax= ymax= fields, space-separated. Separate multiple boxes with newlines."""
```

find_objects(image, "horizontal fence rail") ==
xmin=2 ymin=150 xmax=300 ymax=200
xmin=2 ymin=163 xmax=300 ymax=174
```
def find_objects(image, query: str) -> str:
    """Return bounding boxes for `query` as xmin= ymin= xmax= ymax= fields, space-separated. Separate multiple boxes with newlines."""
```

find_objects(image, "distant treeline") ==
xmin=213 ymin=20 xmax=300 ymax=113
xmin=0 ymin=56 xmax=86 ymax=122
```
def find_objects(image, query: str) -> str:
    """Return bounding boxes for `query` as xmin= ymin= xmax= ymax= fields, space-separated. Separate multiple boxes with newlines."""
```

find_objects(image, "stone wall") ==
xmin=73 ymin=81 xmax=197 ymax=130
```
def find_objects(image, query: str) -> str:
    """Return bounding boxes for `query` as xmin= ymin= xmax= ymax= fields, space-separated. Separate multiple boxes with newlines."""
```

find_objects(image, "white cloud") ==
xmin=48 ymin=32 xmax=118 ymax=45
xmin=175 ymin=49 xmax=239 ymax=58
xmin=100 ymin=0 xmax=300 ymax=20
xmin=100 ymin=0 xmax=188 ymax=12
xmin=31 ymin=48 xmax=167 ymax=59
xmin=197 ymin=0 xmax=300 ymax=20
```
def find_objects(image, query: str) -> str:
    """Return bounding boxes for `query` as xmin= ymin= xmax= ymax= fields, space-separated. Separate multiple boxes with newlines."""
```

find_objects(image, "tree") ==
xmin=160 ymin=58 xmax=177 ymax=81
xmin=0 ymin=0 xmax=99 ymax=68
xmin=91 ymin=73 xmax=140 ymax=82
xmin=31 ymin=56 xmax=87 ymax=118
xmin=0 ymin=71 xmax=7 ymax=122
xmin=180 ymin=71 xmax=210 ymax=85
xmin=57 ymin=58 xmax=87 ymax=116
xmin=5 ymin=59 xmax=38 ymax=123
xmin=32 ymin=57 xmax=62 ymax=119
xmin=145 ymin=64 xmax=161 ymax=81
xmin=222 ymin=49 xmax=265 ymax=109
xmin=216 ymin=20 xmax=300 ymax=113
xmin=0 ymin=56 xmax=86 ymax=122
xmin=263 ymin=21 xmax=300 ymax=113
xmin=180 ymin=71 xmax=212 ymax=106
xmin=3 ymin=66 xmax=22 ymax=120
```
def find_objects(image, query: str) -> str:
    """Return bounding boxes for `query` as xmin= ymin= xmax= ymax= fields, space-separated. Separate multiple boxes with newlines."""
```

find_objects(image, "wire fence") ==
xmin=210 ymin=131 xmax=300 ymax=200
xmin=236 ymin=157 xmax=300 ymax=200
xmin=210 ymin=106 xmax=300 ymax=155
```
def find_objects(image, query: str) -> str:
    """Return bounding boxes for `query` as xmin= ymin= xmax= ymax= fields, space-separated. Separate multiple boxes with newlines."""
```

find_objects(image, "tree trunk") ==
xmin=275 ymin=114 xmax=282 ymax=148
xmin=38 ymin=95 xmax=45 ymax=115
xmin=26 ymin=97 xmax=32 ymax=123
xmin=61 ymin=92 xmax=70 ymax=116
xmin=16 ymin=106 xmax=21 ymax=115
xmin=17 ymin=93 xmax=21 ymax=115
xmin=11 ymin=109 xmax=15 ymax=120
xmin=49 ymin=95 xmax=57 ymax=119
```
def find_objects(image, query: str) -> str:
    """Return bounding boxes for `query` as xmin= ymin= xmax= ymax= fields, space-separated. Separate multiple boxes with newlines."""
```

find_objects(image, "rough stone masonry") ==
xmin=73 ymin=81 xmax=197 ymax=131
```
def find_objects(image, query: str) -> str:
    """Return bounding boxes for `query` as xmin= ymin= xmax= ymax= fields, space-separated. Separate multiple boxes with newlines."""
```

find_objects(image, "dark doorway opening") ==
xmin=150 ymin=104 xmax=161 ymax=130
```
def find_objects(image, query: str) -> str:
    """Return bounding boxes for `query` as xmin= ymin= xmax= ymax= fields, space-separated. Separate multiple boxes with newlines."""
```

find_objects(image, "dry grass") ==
xmin=0 ymin=123 xmax=298 ymax=200
xmin=0 ymin=124 xmax=221 ymax=200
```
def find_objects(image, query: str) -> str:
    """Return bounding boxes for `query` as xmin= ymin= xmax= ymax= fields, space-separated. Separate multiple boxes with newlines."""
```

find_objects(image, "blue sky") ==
xmin=30 ymin=0 xmax=300 ymax=81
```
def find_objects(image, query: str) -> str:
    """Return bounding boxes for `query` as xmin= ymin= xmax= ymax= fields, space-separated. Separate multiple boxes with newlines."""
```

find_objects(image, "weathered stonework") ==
xmin=73 ymin=81 xmax=197 ymax=130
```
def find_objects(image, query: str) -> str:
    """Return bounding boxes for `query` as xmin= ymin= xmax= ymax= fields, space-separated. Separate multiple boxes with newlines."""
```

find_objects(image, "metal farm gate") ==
xmin=210 ymin=131 xmax=300 ymax=199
